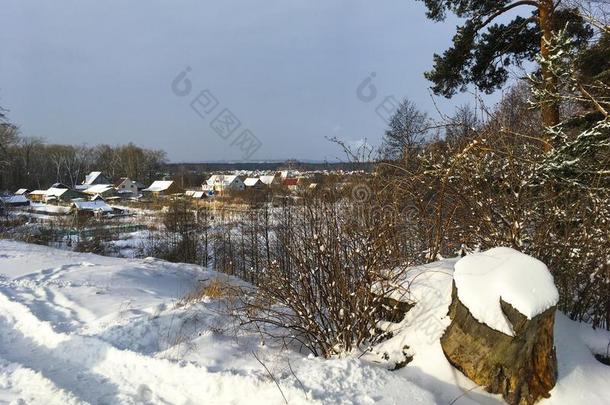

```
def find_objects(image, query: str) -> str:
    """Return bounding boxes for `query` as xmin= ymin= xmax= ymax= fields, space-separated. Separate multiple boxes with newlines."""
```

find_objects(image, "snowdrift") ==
xmin=0 ymin=240 xmax=608 ymax=404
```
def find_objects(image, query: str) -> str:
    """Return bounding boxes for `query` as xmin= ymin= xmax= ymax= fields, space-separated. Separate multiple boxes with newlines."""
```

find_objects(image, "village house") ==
xmin=205 ymin=175 xmax=245 ymax=193
xmin=0 ymin=194 xmax=30 ymax=207
xmin=259 ymin=174 xmax=281 ymax=187
xmin=28 ymin=183 xmax=83 ymax=203
xmin=76 ymin=171 xmax=111 ymax=190
xmin=280 ymin=170 xmax=302 ymax=180
xmin=113 ymin=177 xmax=140 ymax=198
xmin=243 ymin=178 xmax=265 ymax=190
xmin=14 ymin=188 xmax=32 ymax=196
xmin=134 ymin=180 xmax=147 ymax=191
xmin=82 ymin=184 xmax=117 ymax=199
xmin=142 ymin=180 xmax=183 ymax=197
xmin=27 ymin=190 xmax=46 ymax=202
xmin=71 ymin=200 xmax=115 ymax=217
xmin=282 ymin=177 xmax=300 ymax=191
xmin=185 ymin=190 xmax=206 ymax=199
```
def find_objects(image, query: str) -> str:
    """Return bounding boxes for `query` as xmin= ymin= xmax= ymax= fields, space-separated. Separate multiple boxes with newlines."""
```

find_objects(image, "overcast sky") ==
xmin=1 ymin=0 xmax=503 ymax=162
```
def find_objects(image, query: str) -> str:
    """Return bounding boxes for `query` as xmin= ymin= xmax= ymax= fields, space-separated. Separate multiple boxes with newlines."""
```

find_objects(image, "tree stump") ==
xmin=441 ymin=282 xmax=557 ymax=405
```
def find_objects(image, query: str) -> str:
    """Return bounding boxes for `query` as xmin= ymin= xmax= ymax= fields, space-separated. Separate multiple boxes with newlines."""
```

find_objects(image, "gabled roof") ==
xmin=72 ymin=200 xmax=113 ymax=212
xmin=244 ymin=178 xmax=261 ymax=187
xmin=282 ymin=178 xmax=299 ymax=187
xmin=206 ymin=175 xmax=242 ymax=186
xmin=206 ymin=175 xmax=220 ymax=186
xmin=224 ymin=175 xmax=240 ymax=183
xmin=45 ymin=187 xmax=71 ymax=197
xmin=0 ymin=195 xmax=29 ymax=205
xmin=113 ymin=177 xmax=129 ymax=187
xmin=15 ymin=188 xmax=31 ymax=195
xmin=83 ymin=171 xmax=104 ymax=185
xmin=259 ymin=175 xmax=277 ymax=185
xmin=83 ymin=184 xmax=115 ymax=194
xmin=143 ymin=180 xmax=175 ymax=192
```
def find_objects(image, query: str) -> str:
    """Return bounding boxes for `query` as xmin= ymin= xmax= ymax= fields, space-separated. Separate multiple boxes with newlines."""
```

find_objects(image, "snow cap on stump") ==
xmin=443 ymin=247 xmax=559 ymax=404
xmin=454 ymin=247 xmax=559 ymax=336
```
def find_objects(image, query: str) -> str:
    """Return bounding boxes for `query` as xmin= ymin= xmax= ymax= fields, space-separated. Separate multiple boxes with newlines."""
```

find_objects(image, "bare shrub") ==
xmin=140 ymin=199 xmax=212 ymax=266
xmin=235 ymin=192 xmax=412 ymax=357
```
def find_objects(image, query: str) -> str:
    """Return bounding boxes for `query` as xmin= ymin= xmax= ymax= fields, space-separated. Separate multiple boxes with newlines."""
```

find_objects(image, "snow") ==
xmin=83 ymin=172 xmax=103 ymax=185
xmin=0 ymin=241 xmax=434 ymax=404
xmin=44 ymin=188 xmax=71 ymax=198
xmin=72 ymin=200 xmax=114 ymax=212
xmin=244 ymin=178 xmax=261 ymax=187
xmin=143 ymin=181 xmax=174 ymax=192
xmin=453 ymin=247 xmax=559 ymax=336
xmin=0 ymin=195 xmax=29 ymax=205
xmin=83 ymin=184 xmax=114 ymax=195
xmin=259 ymin=175 xmax=277 ymax=185
xmin=0 ymin=241 xmax=607 ymax=404
xmin=207 ymin=175 xmax=242 ymax=187
xmin=28 ymin=203 xmax=72 ymax=215
xmin=370 ymin=258 xmax=610 ymax=405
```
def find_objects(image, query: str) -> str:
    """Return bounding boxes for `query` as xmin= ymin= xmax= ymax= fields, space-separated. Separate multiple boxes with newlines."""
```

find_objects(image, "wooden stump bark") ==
xmin=441 ymin=283 xmax=557 ymax=405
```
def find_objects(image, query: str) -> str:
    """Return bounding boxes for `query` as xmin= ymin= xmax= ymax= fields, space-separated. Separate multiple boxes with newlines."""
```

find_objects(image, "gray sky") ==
xmin=0 ymin=0 xmax=502 ymax=162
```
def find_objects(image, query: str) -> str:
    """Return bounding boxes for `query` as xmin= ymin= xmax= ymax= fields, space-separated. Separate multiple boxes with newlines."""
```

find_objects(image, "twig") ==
xmin=252 ymin=350 xmax=288 ymax=404
xmin=448 ymin=384 xmax=481 ymax=405
xmin=287 ymin=358 xmax=308 ymax=400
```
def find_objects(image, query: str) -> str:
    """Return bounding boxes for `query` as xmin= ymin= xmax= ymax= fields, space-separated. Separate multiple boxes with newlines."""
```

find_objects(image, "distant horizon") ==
xmin=164 ymin=158 xmax=373 ymax=166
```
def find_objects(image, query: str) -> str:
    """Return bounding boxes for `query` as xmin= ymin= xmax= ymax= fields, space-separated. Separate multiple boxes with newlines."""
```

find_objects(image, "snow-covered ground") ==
xmin=0 ymin=241 xmax=608 ymax=404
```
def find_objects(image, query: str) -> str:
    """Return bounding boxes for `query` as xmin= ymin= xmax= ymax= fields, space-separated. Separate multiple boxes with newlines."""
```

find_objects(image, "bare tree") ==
xmin=380 ymin=98 xmax=429 ymax=160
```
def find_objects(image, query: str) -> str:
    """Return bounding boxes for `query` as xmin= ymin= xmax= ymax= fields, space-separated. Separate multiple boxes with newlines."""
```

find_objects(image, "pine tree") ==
xmin=417 ymin=0 xmax=593 ymax=129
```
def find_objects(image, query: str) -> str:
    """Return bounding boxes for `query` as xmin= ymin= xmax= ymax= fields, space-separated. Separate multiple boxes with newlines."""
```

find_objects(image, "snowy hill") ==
xmin=0 ymin=241 xmax=608 ymax=404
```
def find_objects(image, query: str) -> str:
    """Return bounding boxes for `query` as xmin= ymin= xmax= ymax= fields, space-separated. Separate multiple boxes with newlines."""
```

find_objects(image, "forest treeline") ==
xmin=0 ymin=122 xmax=167 ymax=191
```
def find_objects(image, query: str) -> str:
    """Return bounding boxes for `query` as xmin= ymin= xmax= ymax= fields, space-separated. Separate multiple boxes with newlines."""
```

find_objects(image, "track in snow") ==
xmin=0 ymin=290 xmax=308 ymax=405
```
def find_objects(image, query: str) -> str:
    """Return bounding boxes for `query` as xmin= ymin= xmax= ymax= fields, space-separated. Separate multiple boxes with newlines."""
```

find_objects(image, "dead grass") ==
xmin=176 ymin=277 xmax=239 ymax=307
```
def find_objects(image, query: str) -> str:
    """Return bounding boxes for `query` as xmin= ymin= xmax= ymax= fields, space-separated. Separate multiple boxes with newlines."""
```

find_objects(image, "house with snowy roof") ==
xmin=82 ymin=184 xmax=117 ymax=199
xmin=243 ymin=178 xmax=264 ymax=190
xmin=205 ymin=175 xmax=245 ymax=193
xmin=259 ymin=174 xmax=281 ymax=187
xmin=142 ymin=180 xmax=183 ymax=197
xmin=76 ymin=171 xmax=111 ymax=190
xmin=109 ymin=177 xmax=143 ymax=198
xmin=186 ymin=190 xmax=206 ymax=199
xmin=71 ymin=200 xmax=115 ymax=217
xmin=14 ymin=188 xmax=32 ymax=196
xmin=28 ymin=183 xmax=83 ymax=203
xmin=0 ymin=194 xmax=30 ymax=207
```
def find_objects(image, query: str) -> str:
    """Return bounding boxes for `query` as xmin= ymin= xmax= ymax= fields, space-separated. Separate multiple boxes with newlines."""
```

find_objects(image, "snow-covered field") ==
xmin=0 ymin=240 xmax=608 ymax=404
